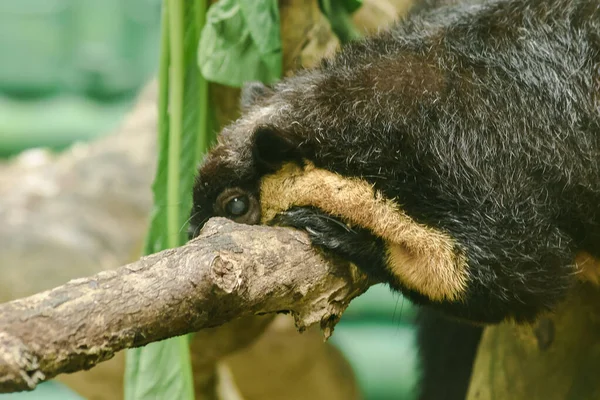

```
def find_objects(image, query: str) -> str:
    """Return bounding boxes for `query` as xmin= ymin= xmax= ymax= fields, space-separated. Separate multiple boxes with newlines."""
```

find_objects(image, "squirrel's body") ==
xmin=190 ymin=1 xmax=600 ymax=398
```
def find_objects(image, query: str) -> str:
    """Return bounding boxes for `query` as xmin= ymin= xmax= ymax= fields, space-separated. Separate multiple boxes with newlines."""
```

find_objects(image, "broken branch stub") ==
xmin=0 ymin=218 xmax=371 ymax=393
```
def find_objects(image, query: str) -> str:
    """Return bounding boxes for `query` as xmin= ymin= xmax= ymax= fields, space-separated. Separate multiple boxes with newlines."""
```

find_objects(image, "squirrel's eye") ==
xmin=216 ymin=189 xmax=260 ymax=224
xmin=225 ymin=195 xmax=249 ymax=217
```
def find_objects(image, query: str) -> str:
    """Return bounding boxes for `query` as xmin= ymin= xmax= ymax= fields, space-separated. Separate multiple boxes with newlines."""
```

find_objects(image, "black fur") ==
xmin=240 ymin=81 xmax=273 ymax=112
xmin=252 ymin=127 xmax=304 ymax=173
xmin=271 ymin=206 xmax=393 ymax=284
xmin=190 ymin=1 xmax=600 ymax=398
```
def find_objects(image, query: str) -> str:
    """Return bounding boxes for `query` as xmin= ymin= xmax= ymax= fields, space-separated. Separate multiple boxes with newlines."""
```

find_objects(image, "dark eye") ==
xmin=215 ymin=188 xmax=260 ymax=224
xmin=225 ymin=195 xmax=249 ymax=217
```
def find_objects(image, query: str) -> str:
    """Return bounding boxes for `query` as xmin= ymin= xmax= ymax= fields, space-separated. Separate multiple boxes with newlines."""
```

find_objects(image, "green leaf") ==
xmin=318 ymin=0 xmax=363 ymax=44
xmin=198 ymin=0 xmax=282 ymax=87
xmin=124 ymin=0 xmax=214 ymax=398
xmin=238 ymin=0 xmax=281 ymax=59
xmin=125 ymin=340 xmax=195 ymax=399
xmin=340 ymin=0 xmax=363 ymax=13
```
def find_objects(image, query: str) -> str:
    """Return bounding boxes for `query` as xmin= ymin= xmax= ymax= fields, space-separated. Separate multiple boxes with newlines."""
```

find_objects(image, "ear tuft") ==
xmin=252 ymin=126 xmax=302 ymax=173
xmin=240 ymin=81 xmax=272 ymax=111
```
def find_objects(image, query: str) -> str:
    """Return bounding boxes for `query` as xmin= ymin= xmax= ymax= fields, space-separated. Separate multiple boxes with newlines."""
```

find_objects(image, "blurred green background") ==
xmin=0 ymin=0 xmax=161 ymax=157
xmin=0 ymin=1 xmax=419 ymax=399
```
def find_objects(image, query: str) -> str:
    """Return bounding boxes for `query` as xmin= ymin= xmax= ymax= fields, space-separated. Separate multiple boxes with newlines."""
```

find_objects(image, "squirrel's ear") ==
xmin=251 ymin=126 xmax=302 ymax=173
xmin=240 ymin=81 xmax=273 ymax=111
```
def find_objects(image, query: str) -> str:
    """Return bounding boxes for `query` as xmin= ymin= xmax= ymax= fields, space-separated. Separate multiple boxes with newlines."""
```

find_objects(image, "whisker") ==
xmin=179 ymin=212 xmax=199 ymax=234
xmin=398 ymin=296 xmax=406 ymax=325
xmin=192 ymin=216 xmax=210 ymax=238
xmin=392 ymin=292 xmax=400 ymax=324
xmin=362 ymin=174 xmax=388 ymax=180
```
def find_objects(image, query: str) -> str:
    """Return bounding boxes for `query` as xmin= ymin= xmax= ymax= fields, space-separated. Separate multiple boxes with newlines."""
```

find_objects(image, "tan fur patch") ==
xmin=260 ymin=162 xmax=469 ymax=302
xmin=574 ymin=251 xmax=600 ymax=286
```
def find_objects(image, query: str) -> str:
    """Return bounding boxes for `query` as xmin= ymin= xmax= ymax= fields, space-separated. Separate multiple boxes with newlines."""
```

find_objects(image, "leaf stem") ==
xmin=167 ymin=0 xmax=185 ymax=250
xmin=157 ymin=2 xmax=170 ymax=179
xmin=195 ymin=0 xmax=211 ymax=161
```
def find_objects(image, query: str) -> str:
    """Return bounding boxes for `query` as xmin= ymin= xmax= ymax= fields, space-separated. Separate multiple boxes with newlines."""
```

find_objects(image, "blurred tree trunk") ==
xmin=467 ymin=283 xmax=600 ymax=400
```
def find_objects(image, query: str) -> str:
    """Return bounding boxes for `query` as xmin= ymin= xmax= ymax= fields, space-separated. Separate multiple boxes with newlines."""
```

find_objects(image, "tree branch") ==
xmin=0 ymin=218 xmax=371 ymax=393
